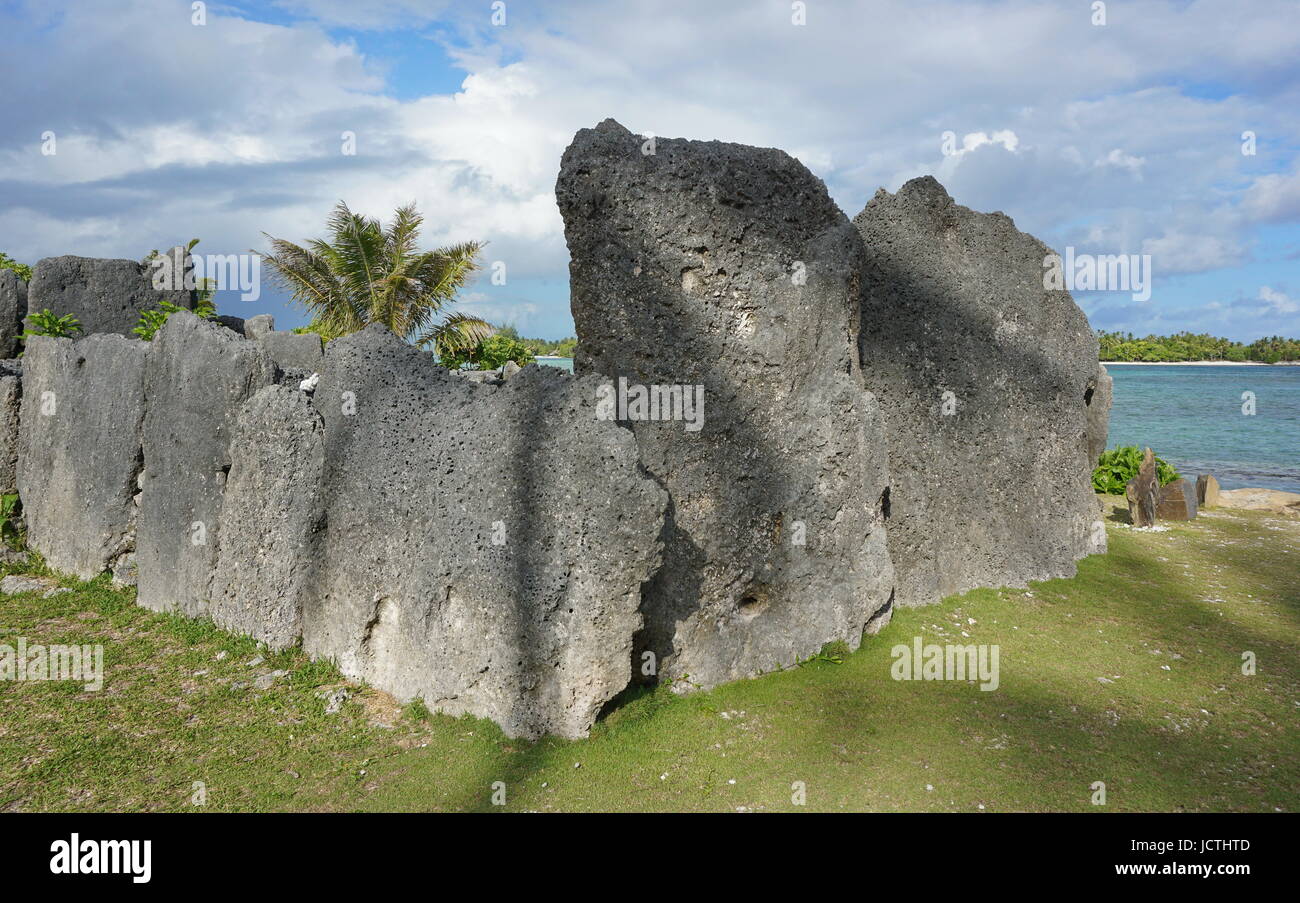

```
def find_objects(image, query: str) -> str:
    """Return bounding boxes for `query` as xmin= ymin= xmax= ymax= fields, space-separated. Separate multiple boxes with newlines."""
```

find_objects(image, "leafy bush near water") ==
xmin=1092 ymin=446 xmax=1180 ymax=495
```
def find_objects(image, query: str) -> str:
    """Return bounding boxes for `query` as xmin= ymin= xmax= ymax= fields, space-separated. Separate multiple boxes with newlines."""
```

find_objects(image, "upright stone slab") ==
xmin=136 ymin=311 xmax=275 ymax=615
xmin=1196 ymin=473 xmax=1220 ymax=507
xmin=304 ymin=326 xmax=667 ymax=739
xmin=27 ymin=247 xmax=196 ymax=337
xmin=0 ymin=361 xmax=19 ymax=495
xmin=1126 ymin=447 xmax=1160 ymax=527
xmin=853 ymin=176 xmax=1102 ymax=606
xmin=1086 ymin=363 xmax=1113 ymax=465
xmin=17 ymin=335 xmax=147 ymax=578
xmin=210 ymin=385 xmax=325 ymax=650
xmin=1157 ymin=478 xmax=1197 ymax=520
xmin=556 ymin=119 xmax=895 ymax=690
xmin=258 ymin=330 xmax=324 ymax=371
xmin=0 ymin=269 xmax=26 ymax=358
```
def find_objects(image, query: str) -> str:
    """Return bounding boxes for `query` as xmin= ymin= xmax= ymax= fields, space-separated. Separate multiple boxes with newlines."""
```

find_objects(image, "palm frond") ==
xmin=421 ymin=312 xmax=495 ymax=358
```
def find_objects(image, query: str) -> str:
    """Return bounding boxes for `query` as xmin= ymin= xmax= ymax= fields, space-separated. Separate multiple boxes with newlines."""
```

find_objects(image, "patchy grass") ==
xmin=2 ymin=500 xmax=1296 ymax=812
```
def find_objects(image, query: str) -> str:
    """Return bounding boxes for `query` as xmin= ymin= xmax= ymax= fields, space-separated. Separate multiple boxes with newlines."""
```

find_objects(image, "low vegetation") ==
xmin=1092 ymin=446 xmax=1179 ymax=495
xmin=0 ymin=252 xmax=32 ymax=282
xmin=22 ymin=310 xmax=83 ymax=342
xmin=2 ymin=500 xmax=1295 ymax=812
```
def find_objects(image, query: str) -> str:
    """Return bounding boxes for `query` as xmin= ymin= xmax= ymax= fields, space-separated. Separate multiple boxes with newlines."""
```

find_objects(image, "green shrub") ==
xmin=134 ymin=298 xmax=216 ymax=341
xmin=0 ymin=493 xmax=23 ymax=550
xmin=0 ymin=252 xmax=32 ymax=282
xmin=441 ymin=332 xmax=535 ymax=370
xmin=1092 ymin=446 xmax=1180 ymax=495
xmin=22 ymin=309 xmax=83 ymax=341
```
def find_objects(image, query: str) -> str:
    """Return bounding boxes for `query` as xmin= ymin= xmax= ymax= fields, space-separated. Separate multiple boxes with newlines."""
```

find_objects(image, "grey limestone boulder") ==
xmin=303 ymin=325 xmax=667 ymax=739
xmin=27 ymin=247 xmax=196 ymax=337
xmin=853 ymin=176 xmax=1103 ymax=607
xmin=258 ymin=330 xmax=324 ymax=372
xmin=0 ymin=360 xmax=19 ymax=495
xmin=0 ymin=269 xmax=26 ymax=358
xmin=17 ymin=334 xmax=148 ymax=578
xmin=1086 ymin=362 xmax=1113 ymax=466
xmin=210 ymin=385 xmax=325 ymax=650
xmin=135 ymin=311 xmax=276 ymax=615
xmin=243 ymin=314 xmax=275 ymax=340
xmin=556 ymin=119 xmax=895 ymax=691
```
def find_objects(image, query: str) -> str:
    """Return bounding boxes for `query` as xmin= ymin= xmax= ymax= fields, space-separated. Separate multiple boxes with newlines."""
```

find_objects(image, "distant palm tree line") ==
xmin=1098 ymin=331 xmax=1300 ymax=363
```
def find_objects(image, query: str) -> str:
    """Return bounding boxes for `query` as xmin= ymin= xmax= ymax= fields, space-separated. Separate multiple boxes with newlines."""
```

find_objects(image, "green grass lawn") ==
xmin=2 ymin=498 xmax=1296 ymax=813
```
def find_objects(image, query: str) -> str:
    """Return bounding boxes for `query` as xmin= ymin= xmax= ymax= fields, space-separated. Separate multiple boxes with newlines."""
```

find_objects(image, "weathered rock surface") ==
xmin=1126 ymin=448 xmax=1160 ymax=527
xmin=1216 ymin=487 xmax=1300 ymax=513
xmin=257 ymin=330 xmax=324 ymax=371
xmin=0 ymin=269 xmax=26 ymax=358
xmin=853 ymin=176 xmax=1103 ymax=605
xmin=136 ymin=311 xmax=275 ymax=615
xmin=303 ymin=325 xmax=667 ymax=739
xmin=210 ymin=385 xmax=325 ymax=650
xmin=0 ymin=574 xmax=57 ymax=595
xmin=556 ymin=119 xmax=895 ymax=690
xmin=1157 ymin=478 xmax=1198 ymax=520
xmin=27 ymin=247 xmax=196 ymax=337
xmin=244 ymin=314 xmax=275 ymax=340
xmin=0 ymin=361 xmax=20 ymax=495
xmin=1086 ymin=363 xmax=1113 ymax=465
xmin=17 ymin=334 xmax=147 ymax=578
xmin=212 ymin=314 xmax=246 ymax=335
xmin=1196 ymin=473 xmax=1220 ymax=507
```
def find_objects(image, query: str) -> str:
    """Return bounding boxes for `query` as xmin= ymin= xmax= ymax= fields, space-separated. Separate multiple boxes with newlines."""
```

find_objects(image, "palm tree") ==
xmin=261 ymin=201 xmax=493 ymax=357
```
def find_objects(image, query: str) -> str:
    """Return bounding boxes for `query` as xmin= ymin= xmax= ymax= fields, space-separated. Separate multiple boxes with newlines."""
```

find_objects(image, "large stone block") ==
xmin=853 ymin=176 xmax=1102 ymax=606
xmin=27 ymin=247 xmax=196 ymax=337
xmin=16 ymin=335 xmax=147 ymax=578
xmin=304 ymin=325 xmax=666 ymax=739
xmin=0 ymin=361 xmax=19 ymax=495
xmin=1086 ymin=362 xmax=1113 ymax=466
xmin=136 ymin=311 xmax=275 ymax=615
xmin=1157 ymin=478 xmax=1197 ymax=520
xmin=0 ymin=269 xmax=26 ymax=358
xmin=258 ymin=330 xmax=324 ymax=372
xmin=210 ymin=385 xmax=325 ymax=650
xmin=556 ymin=119 xmax=895 ymax=690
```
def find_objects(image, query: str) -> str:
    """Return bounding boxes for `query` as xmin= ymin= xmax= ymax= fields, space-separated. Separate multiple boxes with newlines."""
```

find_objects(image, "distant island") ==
xmin=1098 ymin=331 xmax=1300 ymax=363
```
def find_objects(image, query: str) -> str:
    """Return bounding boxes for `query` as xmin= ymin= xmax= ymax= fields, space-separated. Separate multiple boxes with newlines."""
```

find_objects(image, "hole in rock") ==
xmin=736 ymin=591 xmax=770 ymax=619
xmin=1084 ymin=385 xmax=1095 ymax=406
xmin=880 ymin=486 xmax=891 ymax=519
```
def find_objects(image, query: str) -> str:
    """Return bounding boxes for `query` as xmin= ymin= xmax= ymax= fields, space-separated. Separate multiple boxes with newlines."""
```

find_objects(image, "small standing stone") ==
xmin=1157 ymin=479 xmax=1198 ymax=520
xmin=1125 ymin=447 xmax=1160 ymax=527
xmin=1196 ymin=474 xmax=1220 ymax=508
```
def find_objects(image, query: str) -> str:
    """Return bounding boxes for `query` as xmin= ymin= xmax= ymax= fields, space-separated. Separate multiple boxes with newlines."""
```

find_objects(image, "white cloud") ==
xmin=3 ymin=0 xmax=1300 ymax=337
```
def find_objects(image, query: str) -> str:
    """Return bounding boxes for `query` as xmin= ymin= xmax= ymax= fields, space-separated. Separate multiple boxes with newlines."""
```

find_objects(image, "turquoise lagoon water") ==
xmin=1105 ymin=364 xmax=1300 ymax=493
xmin=534 ymin=356 xmax=574 ymax=373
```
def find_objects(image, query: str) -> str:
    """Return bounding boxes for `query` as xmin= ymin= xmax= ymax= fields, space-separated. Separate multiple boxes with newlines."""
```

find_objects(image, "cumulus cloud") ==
xmin=1 ymin=0 xmax=1298 ymax=337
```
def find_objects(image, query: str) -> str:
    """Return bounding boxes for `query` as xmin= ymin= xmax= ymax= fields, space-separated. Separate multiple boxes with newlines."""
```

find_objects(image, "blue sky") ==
xmin=1 ymin=0 xmax=1298 ymax=340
